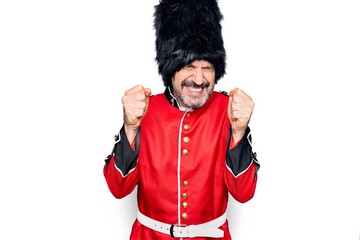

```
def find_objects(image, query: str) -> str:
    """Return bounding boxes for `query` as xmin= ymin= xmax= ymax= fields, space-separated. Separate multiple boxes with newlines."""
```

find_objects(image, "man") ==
xmin=103 ymin=0 xmax=260 ymax=239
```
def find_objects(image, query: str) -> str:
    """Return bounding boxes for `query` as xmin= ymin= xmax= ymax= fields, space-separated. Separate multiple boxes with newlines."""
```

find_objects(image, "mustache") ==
xmin=181 ymin=80 xmax=210 ymax=88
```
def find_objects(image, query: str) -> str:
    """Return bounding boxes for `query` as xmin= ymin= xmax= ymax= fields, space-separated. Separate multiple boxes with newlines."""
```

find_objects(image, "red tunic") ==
xmin=104 ymin=91 xmax=259 ymax=240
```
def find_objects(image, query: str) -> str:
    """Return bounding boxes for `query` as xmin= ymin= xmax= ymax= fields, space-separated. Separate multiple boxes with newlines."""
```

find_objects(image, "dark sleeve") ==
xmin=104 ymin=125 xmax=140 ymax=176
xmin=226 ymin=127 xmax=260 ymax=177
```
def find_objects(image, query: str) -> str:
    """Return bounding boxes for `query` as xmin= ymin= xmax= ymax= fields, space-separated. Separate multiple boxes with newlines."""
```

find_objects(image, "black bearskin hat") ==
xmin=154 ymin=0 xmax=226 ymax=87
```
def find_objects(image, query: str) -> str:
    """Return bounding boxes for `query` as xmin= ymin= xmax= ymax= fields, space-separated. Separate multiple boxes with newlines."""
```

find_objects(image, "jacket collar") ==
xmin=164 ymin=87 xmax=193 ymax=111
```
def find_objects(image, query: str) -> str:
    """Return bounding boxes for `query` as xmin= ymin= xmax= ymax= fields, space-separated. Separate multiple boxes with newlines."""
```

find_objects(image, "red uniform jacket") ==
xmin=104 ymin=89 xmax=259 ymax=240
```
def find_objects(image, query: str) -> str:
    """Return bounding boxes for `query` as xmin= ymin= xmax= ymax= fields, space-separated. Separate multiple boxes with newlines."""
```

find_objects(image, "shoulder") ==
xmin=212 ymin=90 xmax=229 ymax=102
xmin=147 ymin=93 xmax=173 ymax=111
xmin=149 ymin=93 xmax=167 ymax=104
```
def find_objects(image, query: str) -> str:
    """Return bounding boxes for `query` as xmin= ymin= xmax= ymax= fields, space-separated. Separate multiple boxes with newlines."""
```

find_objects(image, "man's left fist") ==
xmin=227 ymin=88 xmax=254 ymax=139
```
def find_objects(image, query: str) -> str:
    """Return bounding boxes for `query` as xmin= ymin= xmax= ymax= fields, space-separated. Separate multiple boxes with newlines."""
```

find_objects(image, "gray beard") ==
xmin=174 ymin=88 xmax=212 ymax=109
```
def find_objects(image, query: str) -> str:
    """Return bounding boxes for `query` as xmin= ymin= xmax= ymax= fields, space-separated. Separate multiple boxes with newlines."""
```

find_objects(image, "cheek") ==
xmin=172 ymin=73 xmax=186 ymax=87
xmin=173 ymin=80 xmax=183 ymax=90
xmin=207 ymin=79 xmax=215 ymax=88
xmin=174 ymin=77 xmax=189 ymax=89
xmin=207 ymin=82 xmax=216 ymax=93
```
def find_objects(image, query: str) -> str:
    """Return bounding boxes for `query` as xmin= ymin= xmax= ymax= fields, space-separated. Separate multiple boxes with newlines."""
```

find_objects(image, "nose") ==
xmin=193 ymin=67 xmax=204 ymax=85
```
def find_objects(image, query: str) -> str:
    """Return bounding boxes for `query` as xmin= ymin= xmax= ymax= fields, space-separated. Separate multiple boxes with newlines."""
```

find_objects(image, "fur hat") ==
xmin=154 ymin=0 xmax=226 ymax=87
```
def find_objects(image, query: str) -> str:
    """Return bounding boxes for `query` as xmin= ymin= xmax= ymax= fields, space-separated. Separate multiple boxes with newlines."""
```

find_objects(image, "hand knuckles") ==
xmin=121 ymin=95 xmax=129 ymax=103
xmin=137 ymin=92 xmax=148 ymax=100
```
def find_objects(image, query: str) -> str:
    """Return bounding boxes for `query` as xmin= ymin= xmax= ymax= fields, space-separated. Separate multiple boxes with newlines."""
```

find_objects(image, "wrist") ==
xmin=231 ymin=128 xmax=246 ymax=144
xmin=124 ymin=124 xmax=139 ymax=143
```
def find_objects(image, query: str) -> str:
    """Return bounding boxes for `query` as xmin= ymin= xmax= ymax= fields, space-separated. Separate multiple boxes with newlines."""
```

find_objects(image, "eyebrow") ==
xmin=186 ymin=64 xmax=214 ymax=68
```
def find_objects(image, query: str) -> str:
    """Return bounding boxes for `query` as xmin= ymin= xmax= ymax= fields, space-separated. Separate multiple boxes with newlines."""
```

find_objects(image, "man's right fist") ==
xmin=122 ymin=85 xmax=151 ymax=141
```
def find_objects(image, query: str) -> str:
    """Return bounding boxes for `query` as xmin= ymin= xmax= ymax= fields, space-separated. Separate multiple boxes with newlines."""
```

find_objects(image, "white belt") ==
xmin=137 ymin=210 xmax=226 ymax=238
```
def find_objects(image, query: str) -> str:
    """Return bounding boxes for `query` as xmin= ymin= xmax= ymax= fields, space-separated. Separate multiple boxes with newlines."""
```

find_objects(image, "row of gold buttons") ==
xmin=182 ymin=180 xmax=189 ymax=219
xmin=182 ymin=124 xmax=190 ymax=156
xmin=182 ymin=114 xmax=191 ymax=219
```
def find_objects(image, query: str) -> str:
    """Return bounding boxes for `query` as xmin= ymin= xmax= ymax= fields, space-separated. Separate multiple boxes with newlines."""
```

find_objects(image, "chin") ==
xmin=185 ymin=96 xmax=208 ymax=109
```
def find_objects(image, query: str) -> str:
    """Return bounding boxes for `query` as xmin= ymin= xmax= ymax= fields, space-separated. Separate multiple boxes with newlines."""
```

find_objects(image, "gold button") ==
xmin=183 ymin=180 xmax=189 ymax=186
xmin=182 ymin=213 xmax=188 ymax=219
xmin=183 ymin=136 xmax=190 ymax=143
xmin=184 ymin=124 xmax=190 ymax=130
xmin=182 ymin=193 xmax=188 ymax=199
xmin=186 ymin=113 xmax=191 ymax=117
xmin=182 ymin=202 xmax=188 ymax=208
xmin=182 ymin=149 xmax=188 ymax=156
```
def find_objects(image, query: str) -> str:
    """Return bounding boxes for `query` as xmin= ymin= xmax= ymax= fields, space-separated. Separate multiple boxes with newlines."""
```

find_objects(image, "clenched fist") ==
xmin=227 ymin=88 xmax=254 ymax=143
xmin=122 ymin=85 xmax=151 ymax=142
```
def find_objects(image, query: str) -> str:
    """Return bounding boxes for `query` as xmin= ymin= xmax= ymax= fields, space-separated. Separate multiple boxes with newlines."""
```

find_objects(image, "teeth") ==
xmin=188 ymin=87 xmax=202 ymax=92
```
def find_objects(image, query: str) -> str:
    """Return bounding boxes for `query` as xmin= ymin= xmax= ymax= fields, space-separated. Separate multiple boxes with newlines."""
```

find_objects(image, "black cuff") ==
xmin=226 ymin=127 xmax=259 ymax=176
xmin=113 ymin=126 xmax=139 ymax=176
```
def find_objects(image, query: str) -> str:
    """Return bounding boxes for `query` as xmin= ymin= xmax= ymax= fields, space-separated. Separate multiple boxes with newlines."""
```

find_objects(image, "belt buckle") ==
xmin=170 ymin=224 xmax=187 ymax=238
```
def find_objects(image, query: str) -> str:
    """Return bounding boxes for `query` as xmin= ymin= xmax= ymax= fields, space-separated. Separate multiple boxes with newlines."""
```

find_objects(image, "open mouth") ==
xmin=186 ymin=86 xmax=204 ymax=93
xmin=182 ymin=80 xmax=210 ymax=95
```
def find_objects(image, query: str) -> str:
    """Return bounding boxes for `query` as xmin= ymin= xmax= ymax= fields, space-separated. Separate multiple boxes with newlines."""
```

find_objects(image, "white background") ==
xmin=1 ymin=0 xmax=359 ymax=239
